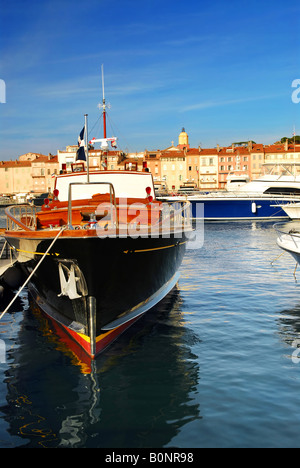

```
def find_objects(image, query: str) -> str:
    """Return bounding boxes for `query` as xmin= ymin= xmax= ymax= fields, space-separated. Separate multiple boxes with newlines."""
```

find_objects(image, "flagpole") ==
xmin=85 ymin=113 xmax=89 ymax=182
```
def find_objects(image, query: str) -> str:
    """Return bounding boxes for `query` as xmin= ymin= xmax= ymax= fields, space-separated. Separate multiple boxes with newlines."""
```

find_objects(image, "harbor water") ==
xmin=1 ymin=208 xmax=300 ymax=448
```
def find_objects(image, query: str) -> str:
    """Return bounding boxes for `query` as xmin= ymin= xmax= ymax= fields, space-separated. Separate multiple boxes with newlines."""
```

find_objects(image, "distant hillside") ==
xmin=279 ymin=136 xmax=300 ymax=144
xmin=232 ymin=141 xmax=256 ymax=146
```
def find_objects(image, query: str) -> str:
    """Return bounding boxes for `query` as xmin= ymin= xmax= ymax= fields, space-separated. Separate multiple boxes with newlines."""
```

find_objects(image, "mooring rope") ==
xmin=0 ymin=226 xmax=66 ymax=320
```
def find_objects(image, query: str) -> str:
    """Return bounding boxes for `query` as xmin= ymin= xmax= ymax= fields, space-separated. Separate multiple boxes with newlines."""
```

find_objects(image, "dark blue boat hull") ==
xmin=189 ymin=197 xmax=290 ymax=220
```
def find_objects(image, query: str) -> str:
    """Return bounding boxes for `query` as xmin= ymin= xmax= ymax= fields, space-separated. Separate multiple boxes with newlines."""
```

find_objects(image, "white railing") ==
xmin=67 ymin=181 xmax=118 ymax=229
xmin=157 ymin=201 xmax=192 ymax=233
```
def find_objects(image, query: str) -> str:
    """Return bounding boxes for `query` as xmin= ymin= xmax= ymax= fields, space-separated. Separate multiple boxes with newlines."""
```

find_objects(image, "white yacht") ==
xmin=161 ymin=163 xmax=300 ymax=220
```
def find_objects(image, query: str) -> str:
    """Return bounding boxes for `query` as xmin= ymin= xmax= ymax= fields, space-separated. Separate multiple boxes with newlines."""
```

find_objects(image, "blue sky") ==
xmin=0 ymin=0 xmax=299 ymax=160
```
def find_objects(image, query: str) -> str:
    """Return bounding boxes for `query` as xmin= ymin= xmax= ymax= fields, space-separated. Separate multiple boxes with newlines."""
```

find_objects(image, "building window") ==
xmin=188 ymin=166 xmax=192 ymax=171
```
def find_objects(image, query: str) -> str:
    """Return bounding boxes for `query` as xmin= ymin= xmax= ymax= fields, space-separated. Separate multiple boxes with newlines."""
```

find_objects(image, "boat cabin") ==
xmin=35 ymin=170 xmax=163 ymax=230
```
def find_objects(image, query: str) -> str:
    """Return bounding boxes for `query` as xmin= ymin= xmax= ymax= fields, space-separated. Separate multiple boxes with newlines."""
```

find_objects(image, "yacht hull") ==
xmin=5 ymin=231 xmax=187 ymax=357
xmin=161 ymin=196 xmax=294 ymax=220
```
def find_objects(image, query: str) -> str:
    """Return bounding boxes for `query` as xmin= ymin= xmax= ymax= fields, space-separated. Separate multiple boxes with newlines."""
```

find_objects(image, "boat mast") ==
xmin=85 ymin=113 xmax=90 ymax=182
xmin=101 ymin=64 xmax=107 ymax=139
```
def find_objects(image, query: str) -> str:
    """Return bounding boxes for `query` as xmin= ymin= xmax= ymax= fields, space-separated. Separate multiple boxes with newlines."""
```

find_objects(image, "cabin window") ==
xmin=264 ymin=187 xmax=300 ymax=195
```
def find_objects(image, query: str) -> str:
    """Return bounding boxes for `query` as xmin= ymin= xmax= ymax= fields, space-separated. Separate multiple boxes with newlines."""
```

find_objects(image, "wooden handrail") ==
xmin=5 ymin=204 xmax=37 ymax=232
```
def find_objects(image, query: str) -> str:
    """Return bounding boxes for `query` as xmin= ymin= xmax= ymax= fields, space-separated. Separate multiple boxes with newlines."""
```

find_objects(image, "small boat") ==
xmin=0 ymin=195 xmax=16 ymax=206
xmin=160 ymin=163 xmax=300 ymax=220
xmin=275 ymin=222 xmax=300 ymax=264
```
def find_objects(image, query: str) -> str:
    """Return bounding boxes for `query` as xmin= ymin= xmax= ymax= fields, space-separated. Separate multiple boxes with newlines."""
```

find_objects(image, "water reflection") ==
xmin=278 ymin=304 xmax=300 ymax=347
xmin=0 ymin=287 xmax=200 ymax=448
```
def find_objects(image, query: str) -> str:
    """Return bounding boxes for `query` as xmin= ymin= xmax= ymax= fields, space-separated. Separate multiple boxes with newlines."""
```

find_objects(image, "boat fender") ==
xmin=1 ymin=264 xmax=25 ymax=290
xmin=251 ymin=202 xmax=257 ymax=214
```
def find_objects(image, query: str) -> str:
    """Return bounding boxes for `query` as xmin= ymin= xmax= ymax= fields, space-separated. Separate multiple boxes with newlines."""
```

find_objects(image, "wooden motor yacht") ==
xmin=3 ymin=163 xmax=191 ymax=358
xmin=2 ymin=69 xmax=192 ymax=358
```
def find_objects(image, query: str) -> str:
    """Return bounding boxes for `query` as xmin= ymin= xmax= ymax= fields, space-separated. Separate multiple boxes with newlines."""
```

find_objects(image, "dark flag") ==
xmin=76 ymin=127 xmax=86 ymax=161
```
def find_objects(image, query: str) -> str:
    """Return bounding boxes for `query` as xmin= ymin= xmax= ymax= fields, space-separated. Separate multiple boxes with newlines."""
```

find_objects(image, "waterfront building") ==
xmin=57 ymin=144 xmax=127 ymax=171
xmin=216 ymin=142 xmax=265 ymax=190
xmin=0 ymin=154 xmax=59 ymax=195
xmin=57 ymin=145 xmax=77 ymax=171
xmin=264 ymin=140 xmax=300 ymax=166
xmin=185 ymin=147 xmax=200 ymax=188
xmin=194 ymin=147 xmax=219 ymax=190
xmin=19 ymin=152 xmax=49 ymax=161
xmin=144 ymin=150 xmax=161 ymax=180
xmin=3 ymin=129 xmax=300 ymax=197
xmin=88 ymin=148 xmax=125 ymax=171
xmin=160 ymin=148 xmax=186 ymax=190
xmin=31 ymin=155 xmax=59 ymax=193
xmin=250 ymin=143 xmax=265 ymax=179
xmin=0 ymin=160 xmax=32 ymax=195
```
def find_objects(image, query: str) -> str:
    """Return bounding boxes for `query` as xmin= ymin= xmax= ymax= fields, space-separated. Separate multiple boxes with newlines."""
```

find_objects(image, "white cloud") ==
xmin=181 ymin=93 xmax=288 ymax=112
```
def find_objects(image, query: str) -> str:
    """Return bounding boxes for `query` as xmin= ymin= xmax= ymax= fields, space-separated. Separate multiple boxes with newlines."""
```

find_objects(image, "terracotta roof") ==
xmin=0 ymin=160 xmax=32 ymax=168
xmin=32 ymin=155 xmax=58 ymax=163
xmin=160 ymin=150 xmax=186 ymax=158
xmin=264 ymin=144 xmax=300 ymax=153
xmin=251 ymin=144 xmax=264 ymax=152
xmin=196 ymin=148 xmax=218 ymax=155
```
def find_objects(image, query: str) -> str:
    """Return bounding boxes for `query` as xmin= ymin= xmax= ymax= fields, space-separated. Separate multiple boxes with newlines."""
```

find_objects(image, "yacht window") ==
xmin=264 ymin=187 xmax=300 ymax=195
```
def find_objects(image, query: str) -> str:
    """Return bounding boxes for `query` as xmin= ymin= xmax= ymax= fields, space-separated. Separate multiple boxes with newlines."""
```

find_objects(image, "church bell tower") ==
xmin=178 ymin=127 xmax=189 ymax=149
